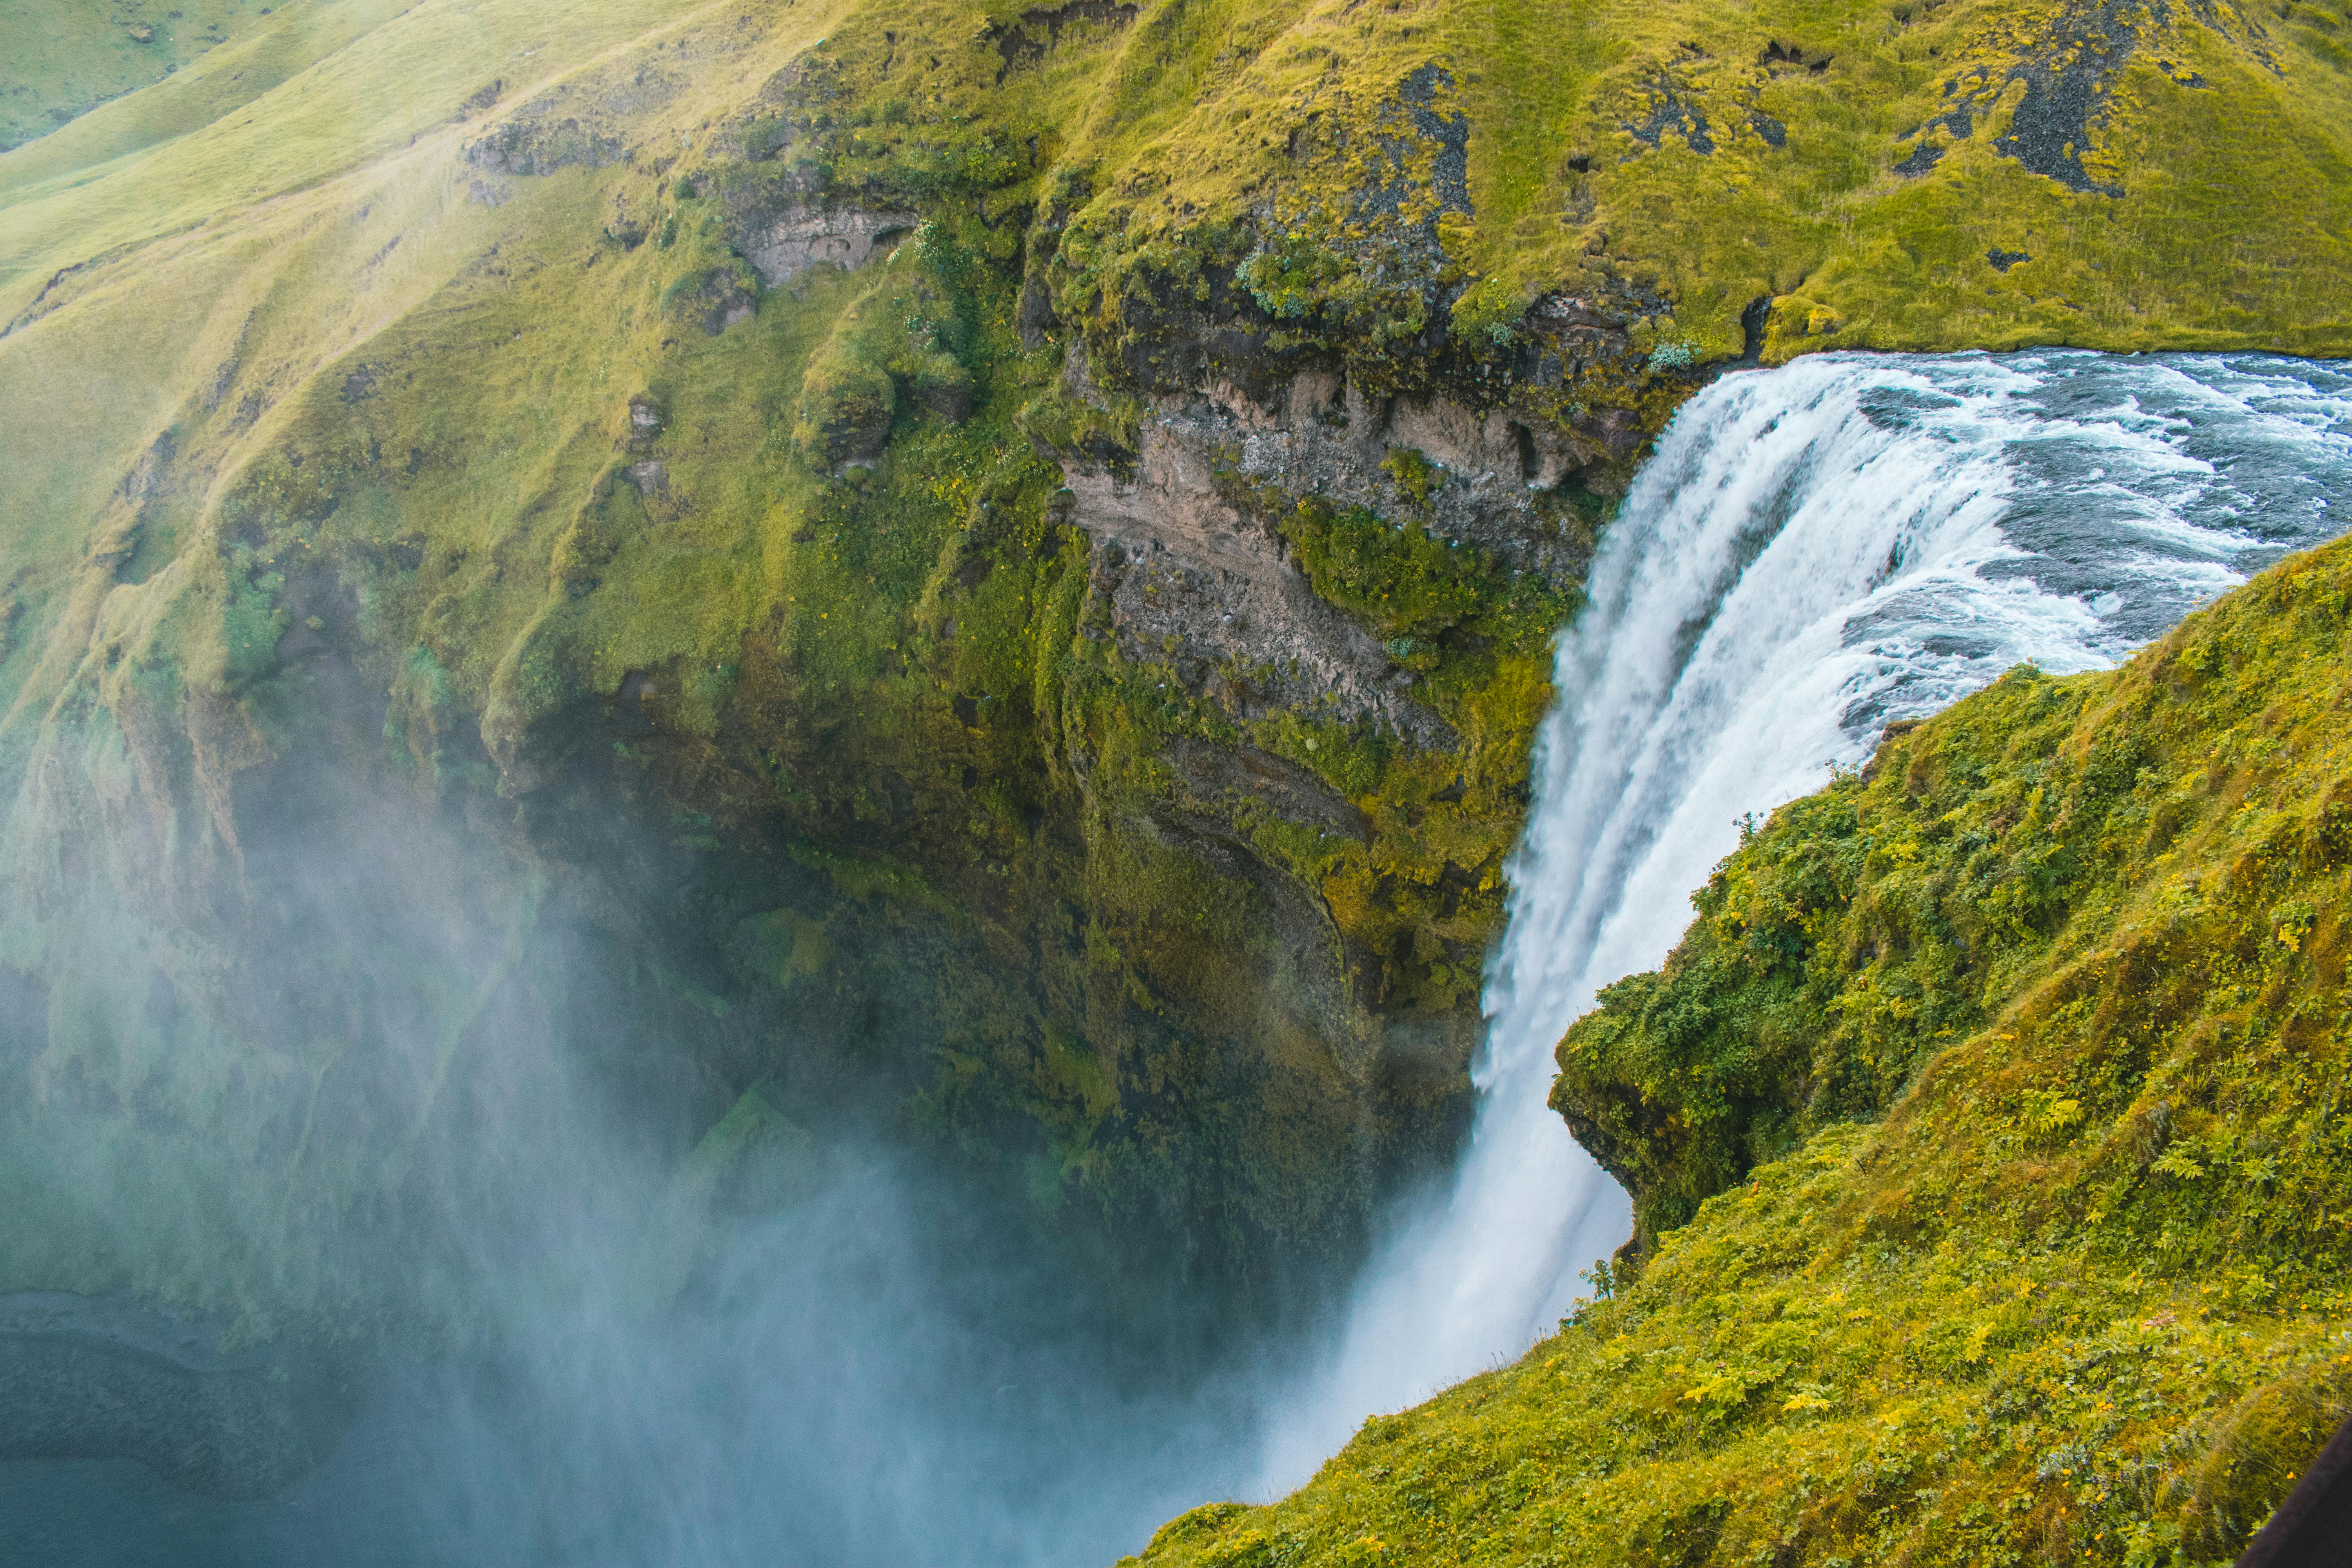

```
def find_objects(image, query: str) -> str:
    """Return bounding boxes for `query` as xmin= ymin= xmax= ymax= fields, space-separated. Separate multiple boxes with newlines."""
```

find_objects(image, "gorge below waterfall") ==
xmin=8 ymin=347 xmax=2348 ymax=1566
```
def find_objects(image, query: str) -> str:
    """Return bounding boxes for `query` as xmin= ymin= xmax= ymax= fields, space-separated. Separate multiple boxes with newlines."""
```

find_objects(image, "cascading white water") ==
xmin=1259 ymin=348 xmax=2352 ymax=1490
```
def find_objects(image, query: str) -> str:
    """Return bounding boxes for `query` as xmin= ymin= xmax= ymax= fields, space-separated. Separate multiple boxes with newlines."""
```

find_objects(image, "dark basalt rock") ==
xmin=0 ymin=1293 xmax=355 ymax=1500
xmin=1894 ymin=141 xmax=1944 ymax=176
xmin=2237 ymin=1414 xmax=2352 ymax=1566
xmin=1623 ymin=67 xmax=1714 ymax=156
xmin=1884 ymin=0 xmax=2232 ymax=195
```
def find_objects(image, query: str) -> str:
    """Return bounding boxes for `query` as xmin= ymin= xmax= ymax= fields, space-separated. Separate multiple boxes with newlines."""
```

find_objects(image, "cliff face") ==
xmin=0 ymin=0 xmax=2345 ymax=1398
xmin=1131 ymin=534 xmax=2352 ymax=1568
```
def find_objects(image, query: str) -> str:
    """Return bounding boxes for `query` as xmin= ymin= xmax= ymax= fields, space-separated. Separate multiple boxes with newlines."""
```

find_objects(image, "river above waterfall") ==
xmin=8 ymin=350 xmax=2350 ymax=1565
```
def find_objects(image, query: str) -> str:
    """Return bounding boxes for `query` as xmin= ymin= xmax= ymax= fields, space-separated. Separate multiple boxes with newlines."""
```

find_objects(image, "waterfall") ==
xmin=1259 ymin=348 xmax=2352 ymax=1490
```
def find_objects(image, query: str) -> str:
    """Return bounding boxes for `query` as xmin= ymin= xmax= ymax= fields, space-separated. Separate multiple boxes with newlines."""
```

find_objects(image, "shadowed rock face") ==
xmin=0 ymin=1295 xmax=353 ymax=1499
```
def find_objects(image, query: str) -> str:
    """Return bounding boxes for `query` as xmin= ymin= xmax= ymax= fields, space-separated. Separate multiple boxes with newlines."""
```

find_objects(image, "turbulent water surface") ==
xmin=9 ymin=351 xmax=2350 ymax=1563
xmin=1259 ymin=348 xmax=2352 ymax=1488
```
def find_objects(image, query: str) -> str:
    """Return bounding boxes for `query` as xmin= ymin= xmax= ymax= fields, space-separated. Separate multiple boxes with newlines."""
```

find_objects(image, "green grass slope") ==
xmin=0 ymin=0 xmax=284 ymax=153
xmin=1131 ymin=540 xmax=2352 ymax=1566
xmin=777 ymin=0 xmax=2352 ymax=400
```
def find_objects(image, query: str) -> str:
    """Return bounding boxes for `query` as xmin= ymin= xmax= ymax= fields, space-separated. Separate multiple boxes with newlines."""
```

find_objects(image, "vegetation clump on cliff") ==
xmin=1131 ymin=538 xmax=2352 ymax=1565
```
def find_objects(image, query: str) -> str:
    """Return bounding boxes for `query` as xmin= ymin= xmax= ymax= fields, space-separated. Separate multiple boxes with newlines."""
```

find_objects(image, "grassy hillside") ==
xmin=0 ymin=0 xmax=283 ymax=152
xmin=0 ymin=0 xmax=2345 ymax=1336
xmin=723 ymin=0 xmax=2352 ymax=395
xmin=1130 ymin=539 xmax=2352 ymax=1566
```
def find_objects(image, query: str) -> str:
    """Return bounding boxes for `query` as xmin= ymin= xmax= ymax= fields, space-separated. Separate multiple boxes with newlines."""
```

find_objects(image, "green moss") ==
xmin=796 ymin=336 xmax=899 ymax=466
xmin=1376 ymin=447 xmax=1437 ymax=511
xmin=1552 ymin=560 xmax=2352 ymax=1253
xmin=1279 ymin=492 xmax=1572 ymax=656
xmin=789 ymin=225 xmax=980 ymax=465
xmin=1286 ymin=502 xmax=1472 ymax=639
xmin=1448 ymin=277 xmax=1528 ymax=346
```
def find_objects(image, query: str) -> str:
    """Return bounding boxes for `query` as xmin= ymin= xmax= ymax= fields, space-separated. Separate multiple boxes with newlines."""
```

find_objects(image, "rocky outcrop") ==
xmin=738 ymin=203 xmax=919 ymax=289
xmin=465 ymin=117 xmax=628 ymax=176
xmin=1064 ymin=422 xmax=1450 ymax=749
xmin=713 ymin=100 xmax=918 ymax=290
xmin=460 ymin=61 xmax=685 ymax=176
xmin=0 ymin=1293 xmax=352 ymax=1498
